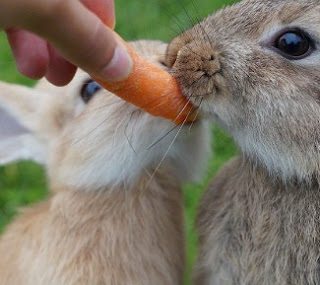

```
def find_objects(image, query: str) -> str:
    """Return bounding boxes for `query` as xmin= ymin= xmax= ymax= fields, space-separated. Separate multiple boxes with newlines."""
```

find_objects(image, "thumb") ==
xmin=20 ymin=0 xmax=132 ymax=82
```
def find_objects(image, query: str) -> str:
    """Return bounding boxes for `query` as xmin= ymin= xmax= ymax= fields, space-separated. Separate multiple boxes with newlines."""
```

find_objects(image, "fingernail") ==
xmin=101 ymin=45 xmax=132 ymax=82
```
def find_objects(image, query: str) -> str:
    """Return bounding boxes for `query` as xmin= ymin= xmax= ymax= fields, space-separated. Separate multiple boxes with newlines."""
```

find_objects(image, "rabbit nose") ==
xmin=174 ymin=42 xmax=221 ymax=76
xmin=200 ymin=55 xmax=221 ymax=76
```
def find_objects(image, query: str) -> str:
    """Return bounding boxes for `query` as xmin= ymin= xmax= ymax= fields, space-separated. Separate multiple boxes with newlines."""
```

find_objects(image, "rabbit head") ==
xmin=0 ymin=40 xmax=210 ymax=191
xmin=166 ymin=0 xmax=320 ymax=184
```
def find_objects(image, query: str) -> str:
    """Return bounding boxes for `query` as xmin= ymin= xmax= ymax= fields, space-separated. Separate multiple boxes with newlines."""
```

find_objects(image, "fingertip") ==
xmin=18 ymin=57 xmax=48 ymax=80
xmin=45 ymin=46 xmax=77 ymax=86
xmin=45 ymin=64 xmax=77 ymax=86
xmin=6 ymin=29 xmax=49 ymax=79
xmin=99 ymin=44 xmax=133 ymax=82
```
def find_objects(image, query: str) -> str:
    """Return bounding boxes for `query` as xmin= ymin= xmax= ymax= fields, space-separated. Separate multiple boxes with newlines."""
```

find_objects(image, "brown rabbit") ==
xmin=165 ymin=0 xmax=320 ymax=284
xmin=0 ymin=40 xmax=210 ymax=285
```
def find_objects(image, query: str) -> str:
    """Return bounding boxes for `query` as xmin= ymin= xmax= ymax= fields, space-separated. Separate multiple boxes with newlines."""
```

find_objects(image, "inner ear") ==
xmin=0 ymin=106 xmax=29 ymax=139
xmin=0 ymin=103 xmax=46 ymax=166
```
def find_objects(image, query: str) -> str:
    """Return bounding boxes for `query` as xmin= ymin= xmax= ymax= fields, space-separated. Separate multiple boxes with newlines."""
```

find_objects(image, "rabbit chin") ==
xmin=48 ymin=116 xmax=211 ymax=192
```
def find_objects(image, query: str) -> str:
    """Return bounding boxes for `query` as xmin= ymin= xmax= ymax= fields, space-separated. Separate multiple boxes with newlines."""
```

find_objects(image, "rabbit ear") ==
xmin=0 ymin=81 xmax=56 ymax=166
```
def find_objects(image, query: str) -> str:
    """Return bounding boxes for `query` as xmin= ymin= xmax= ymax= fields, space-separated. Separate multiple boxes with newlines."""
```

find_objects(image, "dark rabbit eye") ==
xmin=274 ymin=29 xmax=313 ymax=59
xmin=80 ymin=79 xmax=102 ymax=103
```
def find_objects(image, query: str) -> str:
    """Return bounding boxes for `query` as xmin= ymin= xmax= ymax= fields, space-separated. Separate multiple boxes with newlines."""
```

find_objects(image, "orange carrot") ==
xmin=93 ymin=33 xmax=196 ymax=125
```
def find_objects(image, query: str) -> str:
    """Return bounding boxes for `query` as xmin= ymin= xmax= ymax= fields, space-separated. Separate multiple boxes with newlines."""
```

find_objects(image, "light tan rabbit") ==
xmin=165 ymin=0 xmax=320 ymax=284
xmin=0 ymin=40 xmax=210 ymax=285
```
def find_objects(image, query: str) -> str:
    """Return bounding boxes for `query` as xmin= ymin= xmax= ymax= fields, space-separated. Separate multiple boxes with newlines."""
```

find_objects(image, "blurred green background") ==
xmin=0 ymin=0 xmax=239 ymax=283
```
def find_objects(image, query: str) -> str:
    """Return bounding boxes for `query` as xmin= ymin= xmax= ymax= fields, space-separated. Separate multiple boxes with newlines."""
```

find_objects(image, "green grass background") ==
xmin=0 ymin=0 xmax=239 ymax=283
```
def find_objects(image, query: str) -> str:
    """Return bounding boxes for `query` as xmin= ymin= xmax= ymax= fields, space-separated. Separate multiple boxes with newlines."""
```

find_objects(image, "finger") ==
xmin=45 ymin=45 xmax=77 ymax=86
xmin=6 ymin=28 xmax=49 ymax=79
xmin=81 ymin=0 xmax=115 ymax=29
xmin=19 ymin=0 xmax=132 ymax=82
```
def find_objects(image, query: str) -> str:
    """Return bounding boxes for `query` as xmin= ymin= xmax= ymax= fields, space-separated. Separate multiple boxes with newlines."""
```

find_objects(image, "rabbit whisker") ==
xmin=189 ymin=0 xmax=215 ymax=51
xmin=72 ymin=104 xmax=128 ymax=146
xmin=142 ymin=96 xmax=194 ymax=195
xmin=159 ymin=2 xmax=190 ymax=36
xmin=147 ymin=98 xmax=198 ymax=150
xmin=123 ymin=107 xmax=144 ymax=155
xmin=188 ymin=97 xmax=203 ymax=131
xmin=147 ymin=124 xmax=180 ymax=150
xmin=81 ymin=99 xmax=123 ymax=115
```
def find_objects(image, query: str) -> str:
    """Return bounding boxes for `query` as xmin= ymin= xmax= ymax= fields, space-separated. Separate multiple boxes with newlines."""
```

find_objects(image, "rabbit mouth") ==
xmin=171 ymin=69 xmax=223 ymax=119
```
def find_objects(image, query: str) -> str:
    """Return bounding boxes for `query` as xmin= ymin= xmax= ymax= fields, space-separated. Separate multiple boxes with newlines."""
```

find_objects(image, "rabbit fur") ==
xmin=165 ymin=0 xmax=320 ymax=284
xmin=0 ymin=40 xmax=211 ymax=285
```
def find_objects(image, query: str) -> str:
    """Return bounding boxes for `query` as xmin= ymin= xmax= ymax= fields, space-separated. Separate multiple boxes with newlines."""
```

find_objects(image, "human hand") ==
xmin=1 ymin=0 xmax=132 ymax=86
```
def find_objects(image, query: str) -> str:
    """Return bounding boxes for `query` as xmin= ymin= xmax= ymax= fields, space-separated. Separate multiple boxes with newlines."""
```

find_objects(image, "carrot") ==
xmin=93 ymin=33 xmax=196 ymax=125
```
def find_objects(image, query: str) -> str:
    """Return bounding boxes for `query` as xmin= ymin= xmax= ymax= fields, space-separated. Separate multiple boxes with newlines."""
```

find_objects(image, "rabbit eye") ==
xmin=80 ymin=79 xmax=101 ymax=103
xmin=274 ymin=29 xmax=313 ymax=59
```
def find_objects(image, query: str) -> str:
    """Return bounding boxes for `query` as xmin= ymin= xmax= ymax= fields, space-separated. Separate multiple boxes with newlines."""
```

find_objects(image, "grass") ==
xmin=0 ymin=0 xmax=238 ymax=284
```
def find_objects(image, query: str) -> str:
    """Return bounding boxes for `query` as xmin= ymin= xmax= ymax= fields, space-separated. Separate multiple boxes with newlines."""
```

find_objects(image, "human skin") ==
xmin=0 ymin=0 xmax=132 ymax=86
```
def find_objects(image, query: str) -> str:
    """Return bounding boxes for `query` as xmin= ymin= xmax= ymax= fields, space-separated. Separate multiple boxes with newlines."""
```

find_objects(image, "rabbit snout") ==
xmin=166 ymin=35 xmax=227 ymax=110
xmin=177 ymin=43 xmax=221 ymax=76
